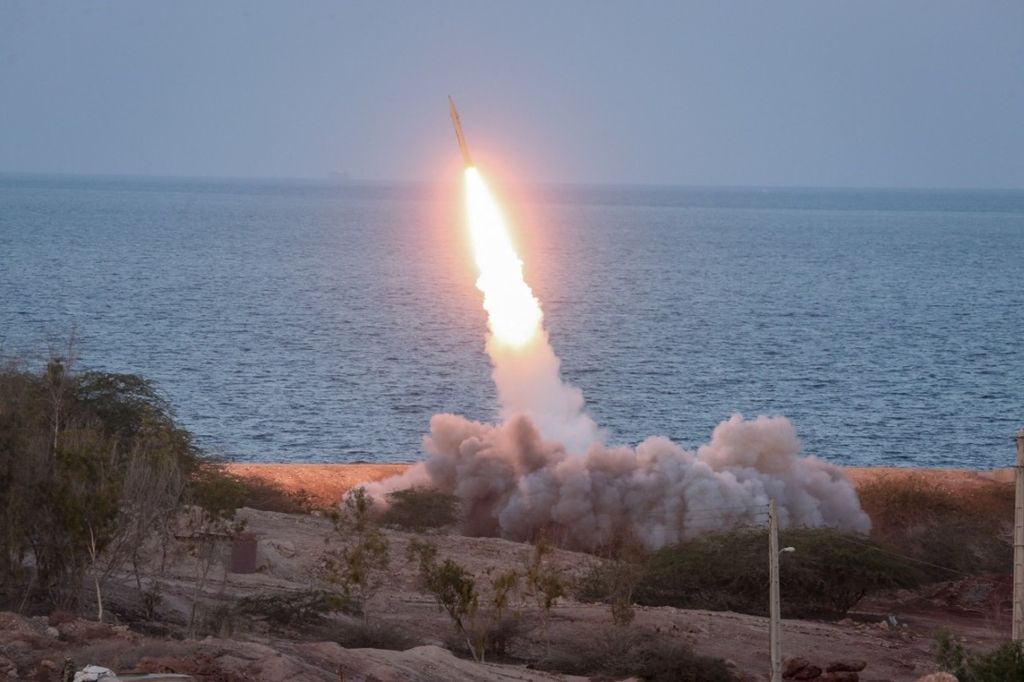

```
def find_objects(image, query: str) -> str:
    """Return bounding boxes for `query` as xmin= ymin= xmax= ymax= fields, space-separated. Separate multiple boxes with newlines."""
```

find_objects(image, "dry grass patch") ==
xmin=858 ymin=474 xmax=1012 ymax=577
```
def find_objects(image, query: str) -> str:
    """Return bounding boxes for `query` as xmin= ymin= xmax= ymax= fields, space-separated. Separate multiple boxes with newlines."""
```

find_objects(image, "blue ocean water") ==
xmin=1 ymin=174 xmax=1021 ymax=467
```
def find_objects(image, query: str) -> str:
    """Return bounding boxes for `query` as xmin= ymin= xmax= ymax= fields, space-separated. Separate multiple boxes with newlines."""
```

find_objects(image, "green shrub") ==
xmin=381 ymin=487 xmax=460 ymax=531
xmin=634 ymin=527 xmax=924 ymax=617
xmin=235 ymin=590 xmax=355 ymax=628
xmin=936 ymin=631 xmax=1024 ymax=681
xmin=407 ymin=539 xmax=485 ymax=661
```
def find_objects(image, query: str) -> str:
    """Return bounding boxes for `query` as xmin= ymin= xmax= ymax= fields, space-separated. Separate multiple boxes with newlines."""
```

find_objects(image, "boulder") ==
xmin=783 ymin=657 xmax=811 ymax=678
xmin=0 ymin=655 xmax=17 ymax=678
xmin=72 ymin=665 xmax=117 ymax=682
xmin=916 ymin=674 xmax=957 ymax=682
xmin=793 ymin=666 xmax=823 ymax=680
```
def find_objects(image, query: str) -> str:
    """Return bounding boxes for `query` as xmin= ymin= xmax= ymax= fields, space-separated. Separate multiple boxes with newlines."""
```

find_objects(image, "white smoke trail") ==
xmin=486 ymin=330 xmax=599 ymax=454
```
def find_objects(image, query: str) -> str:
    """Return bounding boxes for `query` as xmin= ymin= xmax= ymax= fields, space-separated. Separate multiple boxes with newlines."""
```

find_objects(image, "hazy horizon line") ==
xmin=2 ymin=169 xmax=1023 ymax=194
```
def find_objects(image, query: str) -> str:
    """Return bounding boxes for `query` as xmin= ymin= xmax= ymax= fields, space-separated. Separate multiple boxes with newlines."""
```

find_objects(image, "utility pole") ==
xmin=769 ymin=499 xmax=782 ymax=682
xmin=1014 ymin=429 xmax=1024 ymax=641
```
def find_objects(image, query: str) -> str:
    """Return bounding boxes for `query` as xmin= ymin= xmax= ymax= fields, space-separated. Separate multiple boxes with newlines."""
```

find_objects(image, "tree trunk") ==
xmin=94 ymin=573 xmax=104 ymax=623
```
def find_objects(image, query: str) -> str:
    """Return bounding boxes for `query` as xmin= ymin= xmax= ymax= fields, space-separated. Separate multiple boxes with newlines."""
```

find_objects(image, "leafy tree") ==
xmin=0 ymin=351 xmax=219 ymax=616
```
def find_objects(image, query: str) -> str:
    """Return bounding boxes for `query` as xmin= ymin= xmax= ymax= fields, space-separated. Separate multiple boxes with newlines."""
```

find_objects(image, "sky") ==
xmin=1 ymin=1 xmax=1021 ymax=188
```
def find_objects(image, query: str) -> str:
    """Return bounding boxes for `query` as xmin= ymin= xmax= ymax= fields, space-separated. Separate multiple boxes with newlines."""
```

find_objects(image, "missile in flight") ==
xmin=448 ymin=96 xmax=474 ymax=168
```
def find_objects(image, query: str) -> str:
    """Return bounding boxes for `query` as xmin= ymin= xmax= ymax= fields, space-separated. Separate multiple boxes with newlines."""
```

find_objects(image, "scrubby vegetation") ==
xmin=536 ymin=631 xmax=739 ymax=682
xmin=609 ymin=527 xmax=924 ymax=618
xmin=322 ymin=487 xmax=391 ymax=613
xmin=935 ymin=631 xmax=1024 ymax=681
xmin=235 ymin=589 xmax=355 ymax=628
xmin=859 ymin=474 xmax=1013 ymax=577
xmin=406 ymin=534 xmax=569 ymax=663
xmin=319 ymin=618 xmax=422 ymax=650
xmin=407 ymin=538 xmax=486 ymax=659
xmin=574 ymin=537 xmax=645 ymax=626
xmin=381 ymin=487 xmax=460 ymax=531
xmin=231 ymin=474 xmax=317 ymax=514
xmin=0 ymin=354 xmax=317 ymax=623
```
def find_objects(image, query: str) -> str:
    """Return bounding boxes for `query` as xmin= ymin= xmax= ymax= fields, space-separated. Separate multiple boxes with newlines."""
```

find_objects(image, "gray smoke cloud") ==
xmin=366 ymin=411 xmax=870 ymax=551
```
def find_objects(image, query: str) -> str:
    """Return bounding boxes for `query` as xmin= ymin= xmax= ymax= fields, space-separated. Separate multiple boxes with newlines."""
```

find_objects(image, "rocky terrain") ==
xmin=2 ymin=496 xmax=1009 ymax=681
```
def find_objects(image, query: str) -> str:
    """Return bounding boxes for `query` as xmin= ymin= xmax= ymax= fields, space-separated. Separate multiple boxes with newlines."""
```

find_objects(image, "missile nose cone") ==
xmin=448 ymin=96 xmax=474 ymax=168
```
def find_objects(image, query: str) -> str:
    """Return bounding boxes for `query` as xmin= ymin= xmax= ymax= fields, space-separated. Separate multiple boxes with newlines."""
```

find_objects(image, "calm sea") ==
xmin=1 ymin=174 xmax=1022 ymax=467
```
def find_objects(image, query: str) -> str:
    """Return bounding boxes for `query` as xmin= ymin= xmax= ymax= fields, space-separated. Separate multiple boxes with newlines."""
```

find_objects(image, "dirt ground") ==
xmin=3 ymin=506 xmax=981 ymax=682
xmin=4 ymin=464 xmax=1012 ymax=681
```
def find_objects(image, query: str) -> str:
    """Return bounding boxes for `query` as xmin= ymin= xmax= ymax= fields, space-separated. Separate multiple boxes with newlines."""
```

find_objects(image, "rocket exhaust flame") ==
xmin=361 ymin=101 xmax=871 ymax=551
xmin=464 ymin=168 xmax=541 ymax=348
xmin=449 ymin=98 xmax=541 ymax=345
xmin=450 ymin=97 xmax=596 ymax=449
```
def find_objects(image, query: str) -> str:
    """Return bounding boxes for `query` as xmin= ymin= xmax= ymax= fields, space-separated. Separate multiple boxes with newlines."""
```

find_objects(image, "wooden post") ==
xmin=769 ymin=499 xmax=782 ymax=682
xmin=1014 ymin=429 xmax=1024 ymax=641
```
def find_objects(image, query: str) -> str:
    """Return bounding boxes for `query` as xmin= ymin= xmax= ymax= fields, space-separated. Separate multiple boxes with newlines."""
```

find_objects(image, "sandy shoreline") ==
xmin=226 ymin=462 xmax=1015 ymax=507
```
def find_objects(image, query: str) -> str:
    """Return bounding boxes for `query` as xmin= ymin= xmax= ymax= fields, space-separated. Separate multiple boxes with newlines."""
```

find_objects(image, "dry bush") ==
xmin=233 ymin=475 xmax=316 ymax=514
xmin=443 ymin=617 xmax=525 ymax=661
xmin=858 ymin=475 xmax=1013 ymax=577
xmin=575 ymin=557 xmax=643 ymax=626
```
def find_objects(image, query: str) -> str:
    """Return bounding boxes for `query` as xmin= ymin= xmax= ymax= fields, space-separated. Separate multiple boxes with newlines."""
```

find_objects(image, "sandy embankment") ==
xmin=226 ymin=462 xmax=1015 ymax=507
xmin=226 ymin=463 xmax=410 ymax=505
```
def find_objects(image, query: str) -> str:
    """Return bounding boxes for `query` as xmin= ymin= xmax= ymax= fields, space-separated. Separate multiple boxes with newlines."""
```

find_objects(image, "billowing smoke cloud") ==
xmin=364 ymin=168 xmax=869 ymax=550
xmin=366 ymin=411 xmax=869 ymax=551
